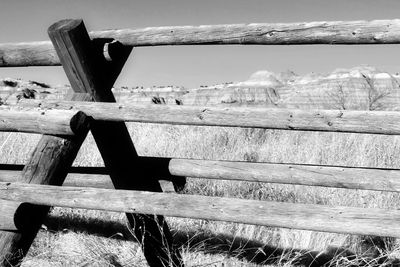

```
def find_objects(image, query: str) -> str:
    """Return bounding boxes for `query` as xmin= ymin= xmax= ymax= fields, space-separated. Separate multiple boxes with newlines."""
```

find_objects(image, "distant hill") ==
xmin=0 ymin=78 xmax=68 ymax=104
xmin=2 ymin=66 xmax=400 ymax=110
xmin=274 ymin=66 xmax=400 ymax=110
xmin=178 ymin=66 xmax=400 ymax=110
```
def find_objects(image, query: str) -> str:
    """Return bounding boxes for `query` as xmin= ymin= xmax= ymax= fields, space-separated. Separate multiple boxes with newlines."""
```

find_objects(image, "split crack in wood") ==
xmin=291 ymin=166 xmax=335 ymax=176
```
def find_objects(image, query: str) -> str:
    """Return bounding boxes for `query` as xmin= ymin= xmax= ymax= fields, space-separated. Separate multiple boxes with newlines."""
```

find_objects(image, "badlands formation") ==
xmin=1 ymin=66 xmax=400 ymax=110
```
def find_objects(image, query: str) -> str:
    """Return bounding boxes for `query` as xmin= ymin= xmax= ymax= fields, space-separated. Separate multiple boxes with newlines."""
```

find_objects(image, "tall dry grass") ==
xmin=1 ymin=122 xmax=400 ymax=266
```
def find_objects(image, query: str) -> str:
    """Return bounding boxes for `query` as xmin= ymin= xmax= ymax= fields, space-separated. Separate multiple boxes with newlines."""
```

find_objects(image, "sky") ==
xmin=1 ymin=0 xmax=400 ymax=88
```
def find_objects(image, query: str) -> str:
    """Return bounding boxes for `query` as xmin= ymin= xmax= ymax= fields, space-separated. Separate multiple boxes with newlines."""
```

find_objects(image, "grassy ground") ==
xmin=2 ymin=123 xmax=400 ymax=266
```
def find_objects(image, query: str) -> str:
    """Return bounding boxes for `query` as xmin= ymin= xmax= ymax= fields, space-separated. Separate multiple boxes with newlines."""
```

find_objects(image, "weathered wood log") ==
xmin=91 ymin=20 xmax=400 ymax=45
xmin=0 ymin=41 xmax=58 ymax=67
xmin=0 ymin=113 xmax=90 ymax=266
xmin=0 ymin=172 xmax=177 ymax=231
xmin=169 ymin=159 xmax=400 ymax=192
xmin=20 ymin=99 xmax=400 ymax=135
xmin=0 ymin=201 xmax=18 ymax=232
xmin=2 ymin=159 xmax=400 ymax=193
xmin=1 ymin=19 xmax=400 ymax=67
xmin=1 ymin=181 xmax=400 ymax=238
xmin=47 ymin=19 xmax=182 ymax=267
xmin=0 ymin=156 xmax=181 ymax=186
xmin=0 ymin=108 xmax=89 ymax=136
xmin=0 ymin=20 xmax=98 ymax=266
xmin=0 ymin=171 xmax=113 ymax=190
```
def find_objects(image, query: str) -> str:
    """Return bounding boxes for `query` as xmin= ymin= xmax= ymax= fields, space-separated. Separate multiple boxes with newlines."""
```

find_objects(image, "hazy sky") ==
xmin=1 ymin=0 xmax=400 ymax=87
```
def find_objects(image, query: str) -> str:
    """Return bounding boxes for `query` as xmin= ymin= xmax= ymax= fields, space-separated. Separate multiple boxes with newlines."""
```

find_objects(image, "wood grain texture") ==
xmin=0 ymin=169 xmax=113 ymax=188
xmin=91 ymin=20 xmax=400 ymax=46
xmin=2 ymin=159 xmax=400 ymax=193
xmin=0 ymin=173 xmax=177 ymax=231
xmin=0 ymin=41 xmax=57 ymax=67
xmin=2 ymin=19 xmax=400 ymax=66
xmin=48 ymin=19 xmax=182 ymax=267
xmin=0 ymin=21 xmax=96 ymax=265
xmin=47 ymin=19 xmax=128 ymax=101
xmin=1 ymin=181 xmax=400 ymax=238
xmin=0 ymin=201 xmax=19 ymax=232
xmin=0 ymin=130 xmax=89 ymax=265
xmin=169 ymin=159 xmax=400 ymax=192
xmin=0 ymin=108 xmax=89 ymax=136
xmin=20 ymin=99 xmax=400 ymax=135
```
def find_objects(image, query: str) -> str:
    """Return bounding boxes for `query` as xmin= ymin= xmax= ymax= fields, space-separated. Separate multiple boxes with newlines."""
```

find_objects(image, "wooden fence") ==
xmin=0 ymin=18 xmax=400 ymax=266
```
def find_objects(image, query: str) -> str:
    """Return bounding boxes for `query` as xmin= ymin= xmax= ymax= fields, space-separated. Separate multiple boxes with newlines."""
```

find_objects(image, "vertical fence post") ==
xmin=48 ymin=19 xmax=182 ymax=267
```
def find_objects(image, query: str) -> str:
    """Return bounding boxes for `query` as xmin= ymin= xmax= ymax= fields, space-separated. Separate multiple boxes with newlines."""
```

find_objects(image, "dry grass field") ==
xmin=2 ymin=121 xmax=400 ymax=266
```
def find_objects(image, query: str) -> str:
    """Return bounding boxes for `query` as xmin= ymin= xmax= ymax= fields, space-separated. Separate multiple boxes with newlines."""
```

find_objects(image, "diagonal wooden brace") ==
xmin=48 ymin=19 xmax=183 ymax=267
xmin=0 ymin=110 xmax=91 ymax=266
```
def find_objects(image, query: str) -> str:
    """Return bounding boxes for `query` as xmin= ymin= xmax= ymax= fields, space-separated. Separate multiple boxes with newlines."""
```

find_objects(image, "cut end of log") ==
xmin=48 ymin=19 xmax=84 ymax=36
xmin=14 ymin=202 xmax=48 ymax=232
xmin=70 ymin=111 xmax=92 ymax=136
xmin=0 ymin=201 xmax=48 ymax=232
xmin=101 ymin=40 xmax=133 ymax=63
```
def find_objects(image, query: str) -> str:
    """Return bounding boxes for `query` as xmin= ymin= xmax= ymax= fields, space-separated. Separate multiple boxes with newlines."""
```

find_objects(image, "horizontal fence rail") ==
xmin=169 ymin=159 xmax=400 ymax=192
xmin=1 ymin=181 xmax=400 ymax=238
xmin=2 ymin=159 xmax=400 ymax=192
xmin=3 ymin=17 xmax=400 ymax=265
xmin=0 ymin=108 xmax=89 ymax=136
xmin=18 ymin=99 xmax=400 ymax=135
xmin=1 ymin=19 xmax=400 ymax=67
